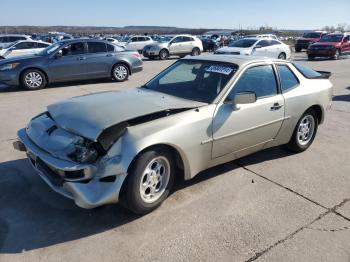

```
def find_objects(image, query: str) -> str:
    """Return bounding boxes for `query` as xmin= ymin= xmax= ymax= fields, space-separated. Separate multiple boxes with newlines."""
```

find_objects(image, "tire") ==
xmin=295 ymin=47 xmax=301 ymax=52
xmin=333 ymin=49 xmax=341 ymax=60
xmin=286 ymin=109 xmax=318 ymax=153
xmin=159 ymin=49 xmax=169 ymax=60
xmin=125 ymin=147 xmax=175 ymax=214
xmin=191 ymin=47 xmax=201 ymax=56
xmin=278 ymin=52 xmax=286 ymax=60
xmin=21 ymin=69 xmax=47 ymax=90
xmin=112 ymin=63 xmax=129 ymax=82
xmin=308 ymin=55 xmax=314 ymax=61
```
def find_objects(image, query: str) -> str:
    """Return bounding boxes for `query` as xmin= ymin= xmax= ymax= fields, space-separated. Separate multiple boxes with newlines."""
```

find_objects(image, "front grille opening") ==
xmin=99 ymin=176 xmax=116 ymax=183
xmin=64 ymin=170 xmax=85 ymax=180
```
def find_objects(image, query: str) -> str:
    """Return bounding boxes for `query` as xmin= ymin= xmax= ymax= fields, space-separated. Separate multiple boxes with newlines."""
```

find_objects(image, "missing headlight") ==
xmin=68 ymin=140 xmax=98 ymax=164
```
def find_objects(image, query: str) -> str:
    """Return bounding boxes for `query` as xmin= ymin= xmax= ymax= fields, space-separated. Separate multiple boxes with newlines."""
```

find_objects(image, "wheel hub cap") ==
xmin=140 ymin=157 xmax=170 ymax=203
xmin=114 ymin=66 xmax=127 ymax=80
xmin=297 ymin=115 xmax=315 ymax=146
xmin=25 ymin=72 xmax=42 ymax=88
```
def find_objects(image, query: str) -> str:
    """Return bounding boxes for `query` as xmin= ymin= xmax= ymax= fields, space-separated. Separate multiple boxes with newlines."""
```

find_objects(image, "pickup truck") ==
xmin=307 ymin=33 xmax=350 ymax=60
xmin=295 ymin=31 xmax=328 ymax=52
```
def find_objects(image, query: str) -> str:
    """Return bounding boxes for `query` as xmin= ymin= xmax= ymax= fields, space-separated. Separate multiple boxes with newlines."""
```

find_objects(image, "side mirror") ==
xmin=55 ymin=50 xmax=63 ymax=59
xmin=254 ymin=45 xmax=262 ymax=49
xmin=10 ymin=47 xmax=16 ymax=50
xmin=233 ymin=92 xmax=257 ymax=104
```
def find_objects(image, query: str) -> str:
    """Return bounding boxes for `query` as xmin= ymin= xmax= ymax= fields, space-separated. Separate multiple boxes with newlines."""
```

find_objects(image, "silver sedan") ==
xmin=14 ymin=55 xmax=333 ymax=214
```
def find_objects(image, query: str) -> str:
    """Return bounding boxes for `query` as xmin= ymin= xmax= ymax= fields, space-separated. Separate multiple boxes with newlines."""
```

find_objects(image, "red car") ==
xmin=307 ymin=33 xmax=350 ymax=60
xmin=295 ymin=31 xmax=328 ymax=52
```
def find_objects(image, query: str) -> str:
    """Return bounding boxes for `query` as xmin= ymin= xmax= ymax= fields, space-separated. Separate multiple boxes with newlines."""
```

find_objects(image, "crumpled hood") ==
xmin=47 ymin=88 xmax=206 ymax=141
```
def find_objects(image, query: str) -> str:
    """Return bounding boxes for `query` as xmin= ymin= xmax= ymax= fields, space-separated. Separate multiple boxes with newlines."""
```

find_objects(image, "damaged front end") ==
xmin=14 ymin=112 xmax=128 ymax=209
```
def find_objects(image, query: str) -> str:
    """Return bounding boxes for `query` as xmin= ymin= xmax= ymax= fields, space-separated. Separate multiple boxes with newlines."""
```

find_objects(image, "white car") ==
xmin=245 ymin=34 xmax=278 ymax=40
xmin=125 ymin=36 xmax=155 ymax=52
xmin=0 ymin=40 xmax=51 ymax=59
xmin=104 ymin=37 xmax=119 ymax=44
xmin=0 ymin=34 xmax=32 ymax=48
xmin=215 ymin=38 xmax=291 ymax=60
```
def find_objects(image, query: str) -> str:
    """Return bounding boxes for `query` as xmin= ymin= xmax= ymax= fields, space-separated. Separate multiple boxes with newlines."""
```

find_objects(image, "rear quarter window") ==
xmin=277 ymin=65 xmax=299 ymax=92
xmin=293 ymin=63 xmax=322 ymax=79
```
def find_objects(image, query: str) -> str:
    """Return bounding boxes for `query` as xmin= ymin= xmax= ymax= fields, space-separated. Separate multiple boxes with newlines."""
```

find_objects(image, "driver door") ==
xmin=252 ymin=40 xmax=270 ymax=57
xmin=212 ymin=64 xmax=285 ymax=158
xmin=169 ymin=37 xmax=185 ymax=54
xmin=48 ymin=41 xmax=88 ymax=81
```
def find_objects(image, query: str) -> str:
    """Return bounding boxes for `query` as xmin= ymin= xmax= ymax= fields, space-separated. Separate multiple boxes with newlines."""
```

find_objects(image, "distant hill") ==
xmin=0 ymin=25 xmax=306 ymax=36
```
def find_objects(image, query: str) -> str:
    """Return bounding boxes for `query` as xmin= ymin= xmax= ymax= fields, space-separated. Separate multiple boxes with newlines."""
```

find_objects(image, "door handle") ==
xmin=270 ymin=103 xmax=283 ymax=111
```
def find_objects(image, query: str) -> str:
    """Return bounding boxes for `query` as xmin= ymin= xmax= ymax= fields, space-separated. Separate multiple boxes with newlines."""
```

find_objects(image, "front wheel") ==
xmin=125 ymin=147 xmax=175 ymax=214
xmin=159 ymin=49 xmax=169 ymax=60
xmin=286 ymin=109 xmax=318 ymax=153
xmin=21 ymin=69 xmax=47 ymax=90
xmin=112 ymin=64 xmax=129 ymax=82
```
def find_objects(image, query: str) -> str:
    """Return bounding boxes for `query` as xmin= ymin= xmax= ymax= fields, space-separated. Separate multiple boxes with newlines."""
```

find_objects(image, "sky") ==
xmin=1 ymin=0 xmax=349 ymax=30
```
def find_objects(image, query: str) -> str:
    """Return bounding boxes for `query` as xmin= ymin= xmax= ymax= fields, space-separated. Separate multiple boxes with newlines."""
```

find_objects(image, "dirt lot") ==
xmin=0 ymin=53 xmax=349 ymax=262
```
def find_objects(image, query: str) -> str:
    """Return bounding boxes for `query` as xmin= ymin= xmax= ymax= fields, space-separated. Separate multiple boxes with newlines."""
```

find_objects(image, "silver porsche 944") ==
xmin=14 ymin=55 xmax=333 ymax=214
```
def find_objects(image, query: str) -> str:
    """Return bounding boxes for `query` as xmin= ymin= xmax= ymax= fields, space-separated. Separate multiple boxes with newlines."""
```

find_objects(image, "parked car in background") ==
xmin=245 ymin=34 xmax=278 ymax=40
xmin=104 ymin=37 xmax=119 ymax=44
xmin=201 ymin=38 xmax=218 ymax=52
xmin=125 ymin=36 xmax=154 ymax=53
xmin=295 ymin=31 xmax=328 ymax=52
xmin=0 ymin=39 xmax=143 ymax=90
xmin=0 ymin=34 xmax=32 ymax=48
xmin=215 ymin=38 xmax=291 ymax=60
xmin=14 ymin=55 xmax=333 ymax=214
xmin=143 ymin=35 xmax=203 ymax=60
xmin=0 ymin=40 xmax=51 ymax=59
xmin=307 ymin=33 xmax=350 ymax=60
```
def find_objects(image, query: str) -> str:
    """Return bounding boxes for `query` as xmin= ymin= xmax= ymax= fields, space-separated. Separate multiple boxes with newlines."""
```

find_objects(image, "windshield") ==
xmin=228 ymin=39 xmax=258 ymax=48
xmin=319 ymin=34 xmax=343 ymax=43
xmin=302 ymin=32 xmax=322 ymax=38
xmin=158 ymin=37 xmax=172 ymax=43
xmin=38 ymin=43 xmax=61 ymax=55
xmin=142 ymin=60 xmax=238 ymax=103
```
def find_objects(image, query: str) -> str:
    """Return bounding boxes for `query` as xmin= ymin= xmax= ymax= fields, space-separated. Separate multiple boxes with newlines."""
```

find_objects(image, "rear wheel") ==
xmin=125 ymin=147 xmax=175 ymax=214
xmin=21 ymin=69 xmax=47 ymax=90
xmin=191 ymin=47 xmax=201 ymax=56
xmin=159 ymin=49 xmax=169 ymax=60
xmin=112 ymin=64 xmax=129 ymax=82
xmin=278 ymin=52 xmax=286 ymax=60
xmin=286 ymin=109 xmax=318 ymax=153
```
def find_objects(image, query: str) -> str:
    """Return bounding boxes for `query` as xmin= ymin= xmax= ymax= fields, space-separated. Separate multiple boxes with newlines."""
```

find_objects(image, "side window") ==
xmin=9 ymin=36 xmax=21 ymax=42
xmin=171 ymin=37 xmax=182 ymax=44
xmin=182 ymin=37 xmax=193 ymax=42
xmin=0 ymin=37 xmax=4 ymax=43
xmin=258 ymin=40 xmax=270 ymax=47
xmin=15 ymin=42 xmax=35 ymax=49
xmin=228 ymin=65 xmax=277 ymax=100
xmin=37 ymin=42 xmax=50 ymax=48
xmin=131 ymin=37 xmax=138 ymax=42
xmin=271 ymin=40 xmax=281 ymax=45
xmin=87 ymin=42 xmax=107 ymax=53
xmin=107 ymin=44 xmax=115 ymax=52
xmin=61 ymin=42 xmax=85 ymax=56
xmin=277 ymin=65 xmax=299 ymax=92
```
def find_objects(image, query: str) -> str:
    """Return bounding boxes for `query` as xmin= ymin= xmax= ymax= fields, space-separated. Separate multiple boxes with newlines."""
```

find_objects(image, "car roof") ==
xmin=184 ymin=54 xmax=285 ymax=67
xmin=13 ymin=40 xmax=51 ymax=44
xmin=57 ymin=39 xmax=112 ymax=44
xmin=0 ymin=34 xmax=31 ymax=37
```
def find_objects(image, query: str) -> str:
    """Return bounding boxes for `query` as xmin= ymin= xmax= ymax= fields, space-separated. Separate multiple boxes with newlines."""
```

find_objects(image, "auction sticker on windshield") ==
xmin=205 ymin=65 xmax=234 ymax=75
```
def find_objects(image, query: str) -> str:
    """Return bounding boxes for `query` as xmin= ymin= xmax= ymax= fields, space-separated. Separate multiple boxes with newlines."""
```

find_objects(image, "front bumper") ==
xmin=307 ymin=49 xmax=336 ymax=57
xmin=0 ymin=70 xmax=20 ymax=86
xmin=15 ymin=128 xmax=127 ymax=209
xmin=143 ymin=49 xmax=160 ymax=58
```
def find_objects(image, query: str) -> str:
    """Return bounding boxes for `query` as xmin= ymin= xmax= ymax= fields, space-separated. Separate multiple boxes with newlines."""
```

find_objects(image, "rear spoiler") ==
xmin=315 ymin=71 xmax=332 ymax=79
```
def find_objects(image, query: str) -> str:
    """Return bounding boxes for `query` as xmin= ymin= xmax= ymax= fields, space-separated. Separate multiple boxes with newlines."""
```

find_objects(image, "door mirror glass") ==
xmin=233 ymin=92 xmax=257 ymax=104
